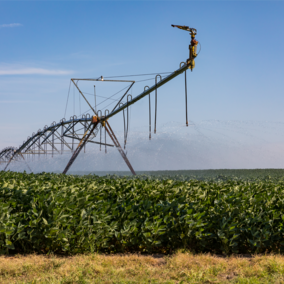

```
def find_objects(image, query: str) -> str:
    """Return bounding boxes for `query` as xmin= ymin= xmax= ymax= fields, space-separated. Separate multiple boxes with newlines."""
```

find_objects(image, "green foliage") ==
xmin=1 ymin=170 xmax=284 ymax=255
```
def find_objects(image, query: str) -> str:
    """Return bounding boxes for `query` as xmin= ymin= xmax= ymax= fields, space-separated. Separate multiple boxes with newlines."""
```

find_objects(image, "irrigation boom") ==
xmin=1 ymin=25 xmax=199 ymax=175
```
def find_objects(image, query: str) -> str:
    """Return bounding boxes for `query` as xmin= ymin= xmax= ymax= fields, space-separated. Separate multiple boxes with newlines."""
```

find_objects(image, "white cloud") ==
xmin=0 ymin=23 xmax=22 ymax=28
xmin=0 ymin=68 xmax=73 ymax=76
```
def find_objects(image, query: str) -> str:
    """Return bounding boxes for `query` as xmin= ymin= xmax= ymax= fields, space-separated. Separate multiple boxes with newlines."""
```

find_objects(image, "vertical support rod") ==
xmin=149 ymin=93 xmax=151 ymax=140
xmin=72 ymin=121 xmax=74 ymax=152
xmin=122 ymin=108 xmax=126 ymax=148
xmin=52 ymin=132 xmax=54 ymax=158
xmin=38 ymin=137 xmax=40 ymax=159
xmin=127 ymin=100 xmax=129 ymax=146
xmin=155 ymin=87 xmax=157 ymax=133
xmin=144 ymin=86 xmax=151 ymax=140
xmin=105 ymin=125 xmax=107 ymax=153
xmin=185 ymin=69 xmax=188 ymax=126
xmin=61 ymin=125 xmax=64 ymax=154
xmin=125 ymin=95 xmax=132 ymax=148
xmin=84 ymin=121 xmax=87 ymax=153
xmin=94 ymin=85 xmax=96 ymax=113
xmin=104 ymin=110 xmax=109 ymax=153
xmin=154 ymin=75 xmax=162 ymax=134
xmin=100 ymin=125 xmax=102 ymax=151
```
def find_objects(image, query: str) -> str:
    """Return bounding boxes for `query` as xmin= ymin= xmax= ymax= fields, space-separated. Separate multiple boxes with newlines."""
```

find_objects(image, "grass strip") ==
xmin=2 ymin=252 xmax=284 ymax=283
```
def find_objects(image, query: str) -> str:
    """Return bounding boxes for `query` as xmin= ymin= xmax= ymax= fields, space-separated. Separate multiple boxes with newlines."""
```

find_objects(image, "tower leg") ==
xmin=105 ymin=121 xmax=136 ymax=175
xmin=62 ymin=119 xmax=136 ymax=176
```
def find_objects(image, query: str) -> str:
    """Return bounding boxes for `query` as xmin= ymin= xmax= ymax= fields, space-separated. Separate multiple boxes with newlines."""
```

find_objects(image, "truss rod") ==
xmin=53 ymin=132 xmax=73 ymax=151
xmin=64 ymin=135 xmax=114 ymax=147
xmin=111 ymin=82 xmax=135 ymax=112
xmin=71 ymin=79 xmax=97 ymax=115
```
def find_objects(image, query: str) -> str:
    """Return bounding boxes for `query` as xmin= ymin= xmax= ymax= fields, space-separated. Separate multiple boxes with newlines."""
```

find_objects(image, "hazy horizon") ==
xmin=2 ymin=119 xmax=284 ymax=173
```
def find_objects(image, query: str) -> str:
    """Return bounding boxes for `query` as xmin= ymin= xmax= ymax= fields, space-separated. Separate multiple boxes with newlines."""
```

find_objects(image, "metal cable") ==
xmin=197 ymin=41 xmax=202 ymax=55
xmin=88 ymin=78 xmax=159 ymax=113
xmin=79 ymin=84 xmax=131 ymax=116
xmin=104 ymin=71 xmax=172 ymax=79
xmin=82 ymin=92 xmax=121 ymax=101
xmin=78 ymin=77 xmax=158 ymax=117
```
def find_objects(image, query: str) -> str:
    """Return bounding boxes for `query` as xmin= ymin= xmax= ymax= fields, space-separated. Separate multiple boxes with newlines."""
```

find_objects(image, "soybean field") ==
xmin=1 ymin=169 xmax=284 ymax=255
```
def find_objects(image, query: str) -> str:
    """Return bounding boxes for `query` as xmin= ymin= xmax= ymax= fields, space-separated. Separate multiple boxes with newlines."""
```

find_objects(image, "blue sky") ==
xmin=0 ymin=0 xmax=284 ymax=150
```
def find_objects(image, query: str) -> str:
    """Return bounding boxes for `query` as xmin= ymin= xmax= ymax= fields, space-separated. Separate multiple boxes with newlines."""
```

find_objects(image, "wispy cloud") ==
xmin=0 ymin=68 xmax=73 ymax=76
xmin=0 ymin=23 xmax=22 ymax=28
xmin=0 ymin=101 xmax=38 ymax=103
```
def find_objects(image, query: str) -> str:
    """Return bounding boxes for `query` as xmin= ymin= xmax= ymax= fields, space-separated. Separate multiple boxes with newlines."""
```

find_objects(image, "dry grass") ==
xmin=1 ymin=252 xmax=284 ymax=283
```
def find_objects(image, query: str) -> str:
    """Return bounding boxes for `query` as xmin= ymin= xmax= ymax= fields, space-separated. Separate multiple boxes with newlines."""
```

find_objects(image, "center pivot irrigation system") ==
xmin=0 ymin=25 xmax=199 ymax=175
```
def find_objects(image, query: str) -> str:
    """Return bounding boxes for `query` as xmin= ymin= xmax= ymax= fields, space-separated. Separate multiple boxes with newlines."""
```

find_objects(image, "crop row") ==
xmin=1 ymin=171 xmax=284 ymax=255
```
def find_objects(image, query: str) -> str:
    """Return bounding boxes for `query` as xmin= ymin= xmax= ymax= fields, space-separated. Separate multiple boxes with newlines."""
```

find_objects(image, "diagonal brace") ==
xmin=62 ymin=122 xmax=99 ymax=174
